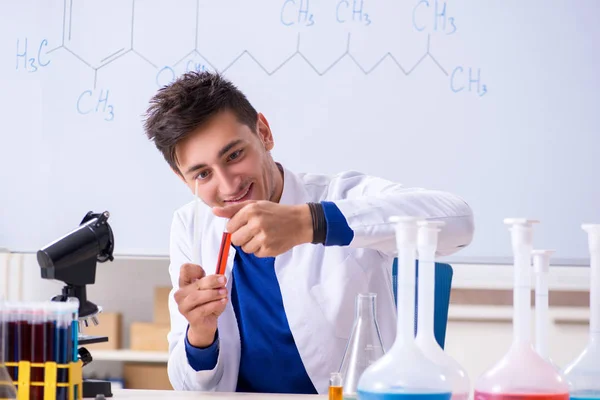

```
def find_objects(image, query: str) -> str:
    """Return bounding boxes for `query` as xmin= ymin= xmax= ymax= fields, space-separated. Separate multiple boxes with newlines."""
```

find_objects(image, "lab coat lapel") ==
xmin=273 ymin=167 xmax=332 ymax=393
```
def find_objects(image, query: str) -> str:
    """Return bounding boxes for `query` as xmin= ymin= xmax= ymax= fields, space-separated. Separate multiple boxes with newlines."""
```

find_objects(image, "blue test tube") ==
xmin=66 ymin=300 xmax=79 ymax=400
xmin=54 ymin=303 xmax=70 ymax=400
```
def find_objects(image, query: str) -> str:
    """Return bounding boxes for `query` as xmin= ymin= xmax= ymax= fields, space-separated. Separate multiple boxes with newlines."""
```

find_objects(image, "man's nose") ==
xmin=216 ymin=169 xmax=241 ymax=197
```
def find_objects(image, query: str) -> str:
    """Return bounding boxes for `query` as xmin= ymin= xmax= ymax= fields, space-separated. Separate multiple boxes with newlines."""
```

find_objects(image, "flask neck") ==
xmin=356 ymin=294 xmax=376 ymax=320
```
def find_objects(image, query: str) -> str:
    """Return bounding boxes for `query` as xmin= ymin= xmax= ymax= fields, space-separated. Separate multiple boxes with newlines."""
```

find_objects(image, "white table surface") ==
xmin=86 ymin=389 xmax=327 ymax=399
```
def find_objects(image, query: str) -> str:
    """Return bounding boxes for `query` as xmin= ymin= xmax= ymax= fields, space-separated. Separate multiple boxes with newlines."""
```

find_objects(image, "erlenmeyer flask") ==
xmin=339 ymin=293 xmax=386 ymax=400
xmin=0 ymin=301 xmax=18 ymax=399
xmin=474 ymin=219 xmax=569 ymax=400
xmin=561 ymin=224 xmax=600 ymax=400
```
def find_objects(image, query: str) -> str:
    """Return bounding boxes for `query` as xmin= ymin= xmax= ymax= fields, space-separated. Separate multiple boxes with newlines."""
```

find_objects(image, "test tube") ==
xmin=30 ymin=303 xmax=46 ymax=400
xmin=19 ymin=304 xmax=32 ymax=370
xmin=329 ymin=372 xmax=343 ymax=400
xmin=67 ymin=300 xmax=79 ymax=363
xmin=5 ymin=303 xmax=18 ymax=382
xmin=215 ymin=229 xmax=232 ymax=275
xmin=0 ymin=301 xmax=17 ymax=400
xmin=55 ymin=303 xmax=70 ymax=400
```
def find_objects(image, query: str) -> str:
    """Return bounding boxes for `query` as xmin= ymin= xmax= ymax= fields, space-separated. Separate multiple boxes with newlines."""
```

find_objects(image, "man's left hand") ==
xmin=212 ymin=201 xmax=313 ymax=257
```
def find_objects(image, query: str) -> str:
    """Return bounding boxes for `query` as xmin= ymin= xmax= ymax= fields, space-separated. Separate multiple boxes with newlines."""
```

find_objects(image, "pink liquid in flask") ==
xmin=474 ymin=392 xmax=569 ymax=400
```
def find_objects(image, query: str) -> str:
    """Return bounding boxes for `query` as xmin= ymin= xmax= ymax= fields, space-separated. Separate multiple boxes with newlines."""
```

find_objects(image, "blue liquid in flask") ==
xmin=357 ymin=392 xmax=452 ymax=400
xmin=570 ymin=391 xmax=600 ymax=400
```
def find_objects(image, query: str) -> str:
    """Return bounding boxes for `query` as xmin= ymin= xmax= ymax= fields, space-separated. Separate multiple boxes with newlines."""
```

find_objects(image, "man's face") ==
xmin=175 ymin=110 xmax=279 ymax=207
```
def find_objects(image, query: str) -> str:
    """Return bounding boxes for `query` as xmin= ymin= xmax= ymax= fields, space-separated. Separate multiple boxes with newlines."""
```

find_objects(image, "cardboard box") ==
xmin=80 ymin=312 xmax=122 ymax=350
xmin=123 ymin=363 xmax=172 ymax=390
xmin=129 ymin=322 xmax=170 ymax=352
xmin=154 ymin=286 xmax=171 ymax=325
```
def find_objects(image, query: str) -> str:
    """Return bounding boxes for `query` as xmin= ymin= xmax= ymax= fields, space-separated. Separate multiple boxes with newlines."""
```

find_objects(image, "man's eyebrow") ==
xmin=217 ymin=139 xmax=244 ymax=158
xmin=185 ymin=139 xmax=245 ymax=176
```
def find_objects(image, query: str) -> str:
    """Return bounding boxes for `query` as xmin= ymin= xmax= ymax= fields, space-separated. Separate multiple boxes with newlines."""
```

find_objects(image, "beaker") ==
xmin=416 ymin=221 xmax=470 ymax=400
xmin=561 ymin=224 xmax=600 ymax=400
xmin=0 ymin=301 xmax=18 ymax=399
xmin=357 ymin=216 xmax=452 ymax=400
xmin=339 ymin=293 xmax=386 ymax=399
xmin=473 ymin=219 xmax=569 ymax=400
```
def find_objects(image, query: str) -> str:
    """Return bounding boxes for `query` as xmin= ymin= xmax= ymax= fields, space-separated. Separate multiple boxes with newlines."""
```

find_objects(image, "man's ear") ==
xmin=257 ymin=113 xmax=274 ymax=151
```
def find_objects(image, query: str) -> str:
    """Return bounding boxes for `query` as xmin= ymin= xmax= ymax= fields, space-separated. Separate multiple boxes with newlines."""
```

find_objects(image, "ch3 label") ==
xmin=337 ymin=0 xmax=371 ymax=26
xmin=185 ymin=60 xmax=208 ymax=73
xmin=77 ymin=89 xmax=115 ymax=121
xmin=451 ymin=67 xmax=488 ymax=97
xmin=15 ymin=38 xmax=51 ymax=72
xmin=412 ymin=0 xmax=457 ymax=35
xmin=281 ymin=0 xmax=315 ymax=27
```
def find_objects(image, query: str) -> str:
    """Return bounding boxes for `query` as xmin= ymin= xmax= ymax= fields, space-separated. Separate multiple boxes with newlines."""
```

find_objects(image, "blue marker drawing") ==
xmin=156 ymin=66 xmax=175 ymax=88
xmin=434 ymin=0 xmax=446 ymax=32
xmin=337 ymin=0 xmax=371 ymax=26
xmin=77 ymin=90 xmax=94 ymax=114
xmin=281 ymin=0 xmax=295 ymax=26
xmin=413 ymin=0 xmax=456 ymax=34
xmin=451 ymin=66 xmax=487 ymax=96
xmin=186 ymin=59 xmax=207 ymax=73
xmin=16 ymin=38 xmax=51 ymax=72
xmin=281 ymin=0 xmax=315 ymax=27
xmin=77 ymin=89 xmax=115 ymax=121
xmin=412 ymin=0 xmax=429 ymax=32
xmin=336 ymin=0 xmax=349 ymax=23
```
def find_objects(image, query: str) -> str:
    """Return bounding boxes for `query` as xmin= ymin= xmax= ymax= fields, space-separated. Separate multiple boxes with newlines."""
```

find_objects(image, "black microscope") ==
xmin=37 ymin=211 xmax=116 ymax=398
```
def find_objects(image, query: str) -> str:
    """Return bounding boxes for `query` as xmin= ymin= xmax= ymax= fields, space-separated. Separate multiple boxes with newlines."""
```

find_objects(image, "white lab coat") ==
xmin=166 ymin=167 xmax=474 ymax=394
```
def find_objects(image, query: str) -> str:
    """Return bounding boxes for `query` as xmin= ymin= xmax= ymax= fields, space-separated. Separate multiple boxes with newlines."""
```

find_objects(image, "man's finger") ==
xmin=212 ymin=200 xmax=255 ymax=219
xmin=179 ymin=288 xmax=228 ymax=315
xmin=188 ymin=298 xmax=228 ymax=321
xmin=230 ymin=224 xmax=255 ymax=248
xmin=241 ymin=235 xmax=262 ymax=255
xmin=196 ymin=275 xmax=228 ymax=290
xmin=179 ymin=263 xmax=206 ymax=287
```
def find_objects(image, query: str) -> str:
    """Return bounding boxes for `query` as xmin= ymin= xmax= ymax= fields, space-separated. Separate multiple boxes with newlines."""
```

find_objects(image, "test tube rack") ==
xmin=2 ymin=359 xmax=82 ymax=400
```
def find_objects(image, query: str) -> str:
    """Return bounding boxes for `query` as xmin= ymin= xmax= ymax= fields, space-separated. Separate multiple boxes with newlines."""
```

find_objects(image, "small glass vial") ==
xmin=329 ymin=372 xmax=343 ymax=400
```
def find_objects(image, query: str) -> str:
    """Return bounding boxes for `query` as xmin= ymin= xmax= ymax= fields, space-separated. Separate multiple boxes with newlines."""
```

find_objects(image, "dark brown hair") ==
xmin=143 ymin=71 xmax=258 ymax=176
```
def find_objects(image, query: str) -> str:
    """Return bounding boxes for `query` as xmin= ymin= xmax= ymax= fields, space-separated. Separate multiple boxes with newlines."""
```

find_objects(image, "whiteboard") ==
xmin=1 ymin=0 xmax=598 ymax=264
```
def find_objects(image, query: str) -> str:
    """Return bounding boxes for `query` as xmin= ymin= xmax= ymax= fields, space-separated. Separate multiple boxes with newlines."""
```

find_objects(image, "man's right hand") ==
xmin=174 ymin=263 xmax=228 ymax=348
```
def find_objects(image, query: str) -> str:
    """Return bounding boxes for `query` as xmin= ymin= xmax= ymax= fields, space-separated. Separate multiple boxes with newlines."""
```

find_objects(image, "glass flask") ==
xmin=473 ymin=219 xmax=569 ymax=400
xmin=339 ymin=293 xmax=386 ymax=399
xmin=561 ymin=224 xmax=600 ymax=400
xmin=415 ymin=221 xmax=471 ymax=400
xmin=357 ymin=216 xmax=452 ymax=400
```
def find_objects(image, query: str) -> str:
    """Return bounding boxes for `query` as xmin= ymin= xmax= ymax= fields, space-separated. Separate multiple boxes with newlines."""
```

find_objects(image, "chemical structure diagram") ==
xmin=14 ymin=0 xmax=488 ymax=122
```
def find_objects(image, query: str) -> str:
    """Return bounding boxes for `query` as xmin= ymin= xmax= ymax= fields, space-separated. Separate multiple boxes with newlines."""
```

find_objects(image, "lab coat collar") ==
xmin=277 ymin=163 xmax=308 ymax=206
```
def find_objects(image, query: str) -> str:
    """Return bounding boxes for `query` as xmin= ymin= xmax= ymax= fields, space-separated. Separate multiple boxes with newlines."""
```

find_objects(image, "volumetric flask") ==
xmin=357 ymin=216 xmax=452 ymax=400
xmin=416 ymin=221 xmax=470 ymax=400
xmin=474 ymin=219 xmax=569 ymax=400
xmin=561 ymin=224 xmax=600 ymax=400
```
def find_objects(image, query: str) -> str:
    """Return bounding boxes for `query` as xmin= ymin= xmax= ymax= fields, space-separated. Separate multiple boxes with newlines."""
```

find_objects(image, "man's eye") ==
xmin=228 ymin=150 xmax=242 ymax=161
xmin=197 ymin=170 xmax=210 ymax=180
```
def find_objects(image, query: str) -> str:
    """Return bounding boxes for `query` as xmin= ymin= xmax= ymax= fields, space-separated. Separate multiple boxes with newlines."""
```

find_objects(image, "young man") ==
xmin=143 ymin=71 xmax=474 ymax=394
